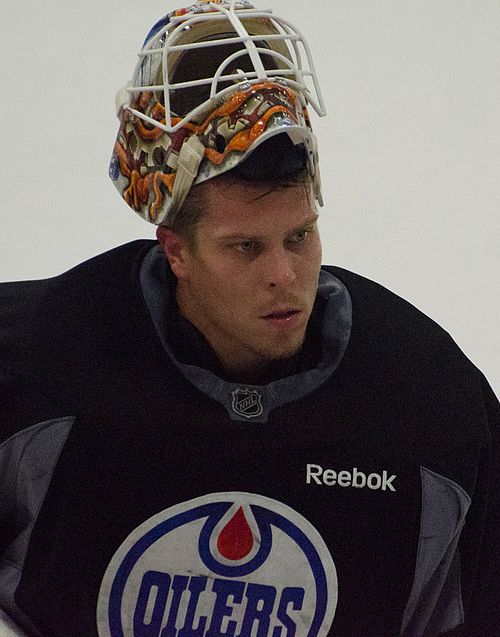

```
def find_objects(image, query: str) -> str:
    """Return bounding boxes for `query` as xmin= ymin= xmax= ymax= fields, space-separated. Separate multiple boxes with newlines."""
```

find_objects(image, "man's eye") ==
xmin=290 ymin=230 xmax=310 ymax=243
xmin=236 ymin=241 xmax=257 ymax=253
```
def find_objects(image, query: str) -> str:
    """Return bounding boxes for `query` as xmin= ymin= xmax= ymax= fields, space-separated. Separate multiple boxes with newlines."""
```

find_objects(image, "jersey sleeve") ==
xmin=470 ymin=375 xmax=500 ymax=632
xmin=452 ymin=374 xmax=500 ymax=635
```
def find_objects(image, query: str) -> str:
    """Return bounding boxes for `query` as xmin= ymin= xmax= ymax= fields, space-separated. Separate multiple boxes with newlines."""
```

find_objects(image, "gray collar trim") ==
xmin=140 ymin=246 xmax=352 ymax=423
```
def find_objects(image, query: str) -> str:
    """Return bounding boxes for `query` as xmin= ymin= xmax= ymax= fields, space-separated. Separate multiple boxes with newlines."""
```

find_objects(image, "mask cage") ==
xmin=123 ymin=3 xmax=326 ymax=133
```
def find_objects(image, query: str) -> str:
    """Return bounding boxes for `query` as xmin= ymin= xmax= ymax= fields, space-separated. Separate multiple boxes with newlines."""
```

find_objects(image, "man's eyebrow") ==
xmin=217 ymin=214 xmax=319 ymax=242
xmin=216 ymin=231 xmax=261 ymax=242
xmin=289 ymin=213 xmax=319 ymax=232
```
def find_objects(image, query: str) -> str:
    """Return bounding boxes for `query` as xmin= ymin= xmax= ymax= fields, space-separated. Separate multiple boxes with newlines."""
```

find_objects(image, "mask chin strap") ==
xmin=168 ymin=134 xmax=206 ymax=224
xmin=302 ymin=131 xmax=323 ymax=208
xmin=313 ymin=150 xmax=324 ymax=207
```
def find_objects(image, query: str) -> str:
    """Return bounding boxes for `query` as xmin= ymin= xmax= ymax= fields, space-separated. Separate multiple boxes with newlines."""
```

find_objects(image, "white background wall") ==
xmin=1 ymin=1 xmax=499 ymax=394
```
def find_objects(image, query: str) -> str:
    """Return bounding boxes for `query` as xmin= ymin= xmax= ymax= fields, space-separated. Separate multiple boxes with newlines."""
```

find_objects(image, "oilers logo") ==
xmin=97 ymin=493 xmax=337 ymax=636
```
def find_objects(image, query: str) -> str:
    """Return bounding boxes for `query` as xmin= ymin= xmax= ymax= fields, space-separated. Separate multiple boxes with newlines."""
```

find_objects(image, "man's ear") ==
xmin=156 ymin=226 xmax=190 ymax=279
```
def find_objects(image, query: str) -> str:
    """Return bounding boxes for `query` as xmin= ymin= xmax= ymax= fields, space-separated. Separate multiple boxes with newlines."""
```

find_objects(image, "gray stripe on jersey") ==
xmin=0 ymin=416 xmax=74 ymax=635
xmin=400 ymin=466 xmax=470 ymax=636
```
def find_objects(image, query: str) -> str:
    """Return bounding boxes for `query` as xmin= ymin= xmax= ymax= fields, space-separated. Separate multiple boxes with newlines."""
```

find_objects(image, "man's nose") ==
xmin=264 ymin=248 xmax=297 ymax=288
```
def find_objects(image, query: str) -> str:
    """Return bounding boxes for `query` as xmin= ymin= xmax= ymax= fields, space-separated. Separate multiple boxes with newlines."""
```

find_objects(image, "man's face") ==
xmin=165 ymin=176 xmax=322 ymax=378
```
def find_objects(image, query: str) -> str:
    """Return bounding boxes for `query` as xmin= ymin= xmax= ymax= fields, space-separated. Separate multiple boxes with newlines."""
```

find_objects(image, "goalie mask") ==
xmin=110 ymin=0 xmax=326 ymax=226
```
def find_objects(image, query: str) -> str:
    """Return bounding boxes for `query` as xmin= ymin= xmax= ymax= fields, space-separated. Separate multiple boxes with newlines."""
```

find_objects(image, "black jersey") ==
xmin=0 ymin=241 xmax=498 ymax=637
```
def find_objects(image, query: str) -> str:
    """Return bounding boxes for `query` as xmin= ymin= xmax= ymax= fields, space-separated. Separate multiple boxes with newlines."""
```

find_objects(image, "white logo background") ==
xmin=97 ymin=492 xmax=337 ymax=637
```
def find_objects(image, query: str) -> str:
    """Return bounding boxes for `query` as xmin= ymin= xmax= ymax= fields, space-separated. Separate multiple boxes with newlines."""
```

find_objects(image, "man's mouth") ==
xmin=260 ymin=308 xmax=303 ymax=327
xmin=263 ymin=310 xmax=300 ymax=319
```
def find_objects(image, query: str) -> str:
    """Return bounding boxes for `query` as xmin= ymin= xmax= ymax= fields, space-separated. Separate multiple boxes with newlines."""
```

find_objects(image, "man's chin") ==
xmin=260 ymin=334 xmax=307 ymax=363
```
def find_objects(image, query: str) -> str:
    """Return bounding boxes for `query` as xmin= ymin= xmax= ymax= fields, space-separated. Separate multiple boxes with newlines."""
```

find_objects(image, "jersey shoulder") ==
xmin=324 ymin=264 xmax=483 ymax=395
xmin=0 ymin=240 xmax=156 ymax=437
xmin=326 ymin=264 xmax=462 ymax=348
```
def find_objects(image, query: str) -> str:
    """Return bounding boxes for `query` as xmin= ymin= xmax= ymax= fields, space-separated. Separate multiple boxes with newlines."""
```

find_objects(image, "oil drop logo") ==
xmin=97 ymin=493 xmax=337 ymax=637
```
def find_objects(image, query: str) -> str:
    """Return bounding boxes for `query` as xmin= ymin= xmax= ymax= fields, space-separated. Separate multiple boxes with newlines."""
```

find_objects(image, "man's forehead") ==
xmin=200 ymin=185 xmax=318 ymax=238
xmin=203 ymin=174 xmax=314 ymax=204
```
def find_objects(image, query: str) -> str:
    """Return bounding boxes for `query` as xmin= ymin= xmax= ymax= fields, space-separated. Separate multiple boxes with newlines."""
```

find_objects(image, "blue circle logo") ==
xmin=97 ymin=493 xmax=337 ymax=637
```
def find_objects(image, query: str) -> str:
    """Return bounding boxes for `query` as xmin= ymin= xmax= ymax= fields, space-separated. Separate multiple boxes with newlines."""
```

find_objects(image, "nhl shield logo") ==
xmin=231 ymin=388 xmax=264 ymax=419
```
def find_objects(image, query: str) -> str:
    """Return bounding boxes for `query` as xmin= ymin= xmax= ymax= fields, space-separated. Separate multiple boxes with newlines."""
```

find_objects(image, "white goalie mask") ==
xmin=110 ymin=0 xmax=326 ymax=226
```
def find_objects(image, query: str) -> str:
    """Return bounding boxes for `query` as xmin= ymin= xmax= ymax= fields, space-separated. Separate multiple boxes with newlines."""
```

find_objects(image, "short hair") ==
xmin=167 ymin=133 xmax=312 ymax=247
